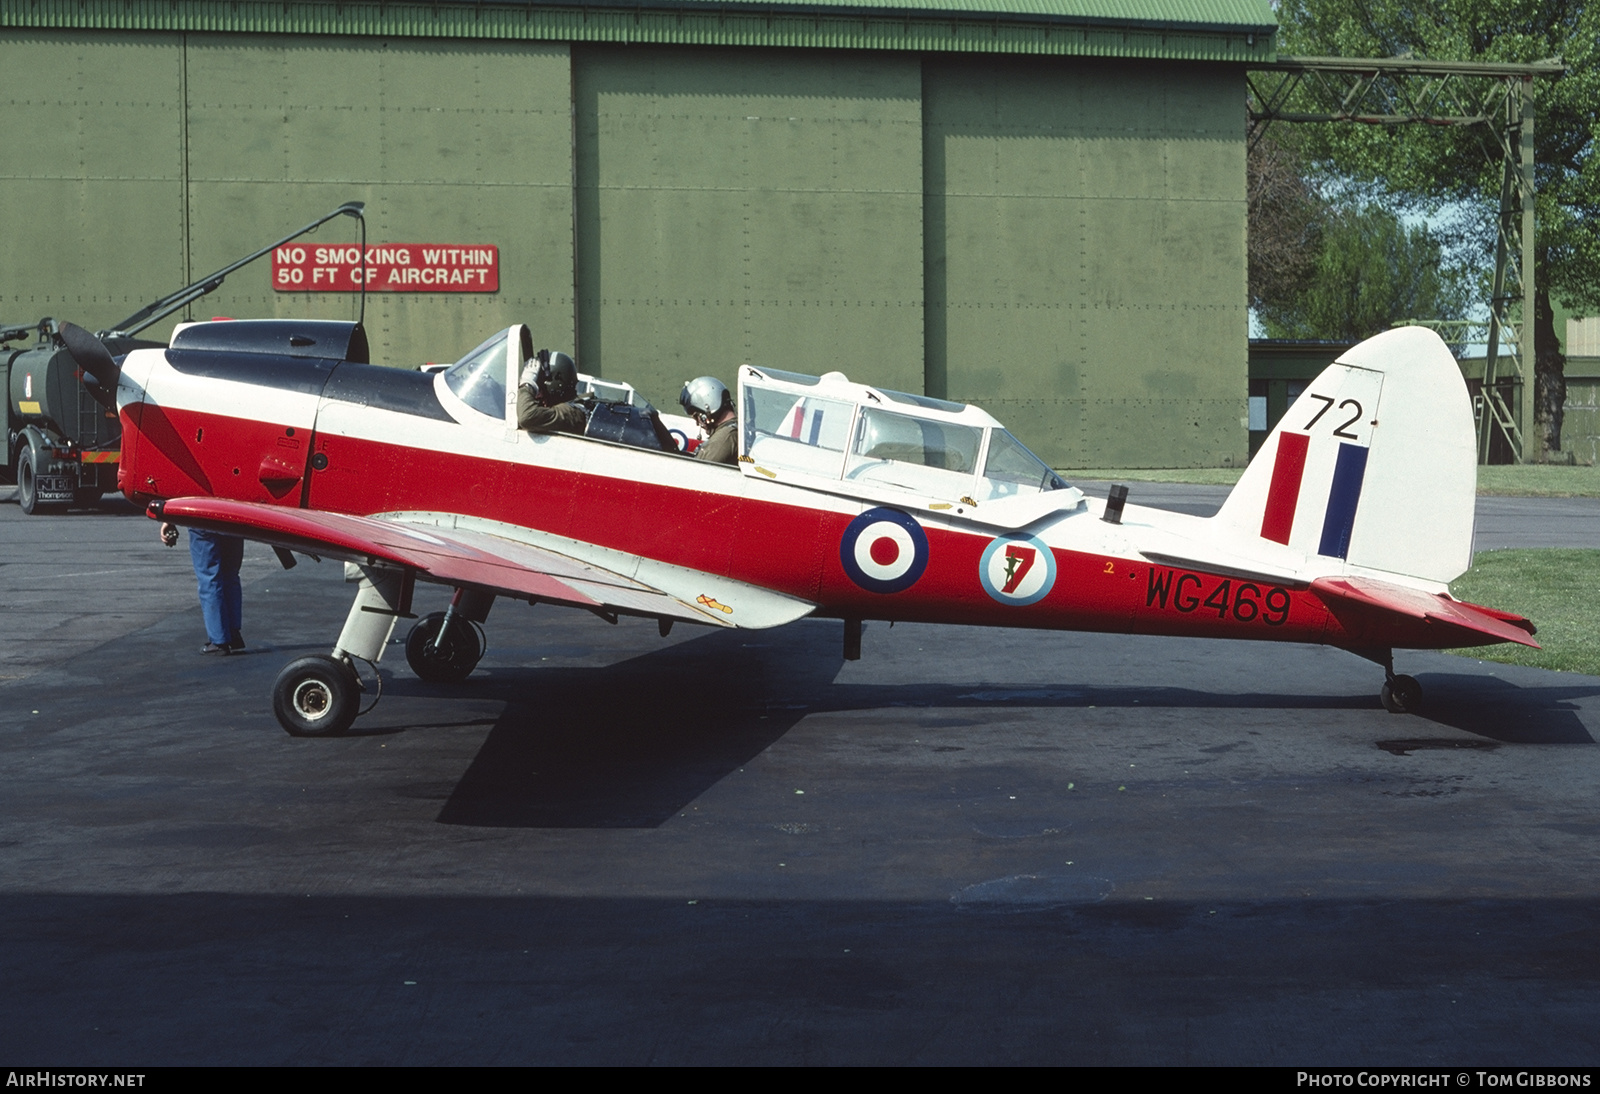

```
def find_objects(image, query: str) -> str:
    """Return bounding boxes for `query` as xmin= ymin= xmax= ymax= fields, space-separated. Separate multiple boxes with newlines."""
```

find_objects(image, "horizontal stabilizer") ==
xmin=1138 ymin=530 xmax=1309 ymax=588
xmin=1312 ymin=576 xmax=1539 ymax=650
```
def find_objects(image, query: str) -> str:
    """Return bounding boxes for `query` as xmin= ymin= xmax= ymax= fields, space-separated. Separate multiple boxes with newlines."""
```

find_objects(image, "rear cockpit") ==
xmin=738 ymin=365 xmax=1080 ymax=523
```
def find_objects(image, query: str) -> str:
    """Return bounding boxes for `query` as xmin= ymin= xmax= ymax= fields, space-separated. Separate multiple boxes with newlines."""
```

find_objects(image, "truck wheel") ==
xmin=17 ymin=447 xmax=43 ymax=515
xmin=272 ymin=655 xmax=360 ymax=737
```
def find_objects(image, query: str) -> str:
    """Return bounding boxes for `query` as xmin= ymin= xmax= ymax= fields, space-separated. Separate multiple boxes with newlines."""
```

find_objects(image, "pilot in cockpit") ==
xmin=517 ymin=350 xmax=586 ymax=434
xmin=679 ymin=376 xmax=739 ymax=465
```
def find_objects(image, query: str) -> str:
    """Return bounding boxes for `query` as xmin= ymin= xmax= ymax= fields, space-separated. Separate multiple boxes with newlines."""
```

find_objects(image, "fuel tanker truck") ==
xmin=0 ymin=201 xmax=365 ymax=514
xmin=1 ymin=319 xmax=160 ymax=513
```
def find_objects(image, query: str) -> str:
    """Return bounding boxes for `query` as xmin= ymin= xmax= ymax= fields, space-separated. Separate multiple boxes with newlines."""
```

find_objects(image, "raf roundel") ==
xmin=978 ymin=533 xmax=1057 ymax=606
xmin=839 ymin=507 xmax=929 ymax=595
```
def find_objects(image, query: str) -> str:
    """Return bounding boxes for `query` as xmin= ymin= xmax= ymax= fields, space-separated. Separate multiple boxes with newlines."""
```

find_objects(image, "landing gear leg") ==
xmin=843 ymin=617 xmax=862 ymax=661
xmin=270 ymin=564 xmax=414 ymax=737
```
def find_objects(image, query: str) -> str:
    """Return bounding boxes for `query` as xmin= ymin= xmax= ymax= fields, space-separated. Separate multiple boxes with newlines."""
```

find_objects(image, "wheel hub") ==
xmin=292 ymin=679 xmax=333 ymax=721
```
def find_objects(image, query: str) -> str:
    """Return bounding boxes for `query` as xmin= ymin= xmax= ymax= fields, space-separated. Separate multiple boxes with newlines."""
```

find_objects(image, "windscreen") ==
xmin=444 ymin=329 xmax=509 ymax=419
xmin=978 ymin=430 xmax=1067 ymax=500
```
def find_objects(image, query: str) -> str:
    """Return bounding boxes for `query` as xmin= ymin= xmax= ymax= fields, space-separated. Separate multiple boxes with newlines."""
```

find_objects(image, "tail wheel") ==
xmin=1380 ymin=674 xmax=1423 ymax=714
xmin=404 ymin=611 xmax=484 ymax=683
xmin=273 ymin=654 xmax=361 ymax=737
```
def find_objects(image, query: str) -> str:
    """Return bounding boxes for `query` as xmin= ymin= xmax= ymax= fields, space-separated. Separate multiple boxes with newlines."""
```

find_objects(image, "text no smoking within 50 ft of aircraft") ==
xmin=271 ymin=243 xmax=498 ymax=293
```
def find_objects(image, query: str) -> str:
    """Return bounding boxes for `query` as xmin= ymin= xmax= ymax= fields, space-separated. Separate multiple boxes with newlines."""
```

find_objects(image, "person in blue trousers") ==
xmin=162 ymin=522 xmax=245 ymax=655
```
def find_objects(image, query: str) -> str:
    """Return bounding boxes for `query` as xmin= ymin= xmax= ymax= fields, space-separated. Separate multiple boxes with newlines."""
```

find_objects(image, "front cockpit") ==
xmin=436 ymin=325 xmax=679 ymax=452
xmin=441 ymin=326 xmax=529 ymax=420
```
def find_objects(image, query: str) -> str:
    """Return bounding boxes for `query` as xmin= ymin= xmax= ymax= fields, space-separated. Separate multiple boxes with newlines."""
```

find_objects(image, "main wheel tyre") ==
xmin=273 ymin=654 xmax=361 ymax=737
xmin=405 ymin=611 xmax=483 ymax=683
xmin=1380 ymin=674 xmax=1423 ymax=714
xmin=17 ymin=447 xmax=43 ymax=515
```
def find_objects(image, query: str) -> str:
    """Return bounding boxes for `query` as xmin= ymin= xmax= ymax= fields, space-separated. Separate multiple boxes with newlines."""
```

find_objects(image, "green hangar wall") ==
xmin=0 ymin=0 xmax=1275 ymax=468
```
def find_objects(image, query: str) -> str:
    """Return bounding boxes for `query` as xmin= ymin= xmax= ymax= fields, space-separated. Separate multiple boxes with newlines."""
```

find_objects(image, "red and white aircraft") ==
xmin=59 ymin=316 xmax=1536 ymax=736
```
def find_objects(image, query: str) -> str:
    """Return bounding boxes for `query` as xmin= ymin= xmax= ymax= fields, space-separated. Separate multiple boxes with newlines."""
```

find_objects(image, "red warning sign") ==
xmin=271 ymin=244 xmax=499 ymax=293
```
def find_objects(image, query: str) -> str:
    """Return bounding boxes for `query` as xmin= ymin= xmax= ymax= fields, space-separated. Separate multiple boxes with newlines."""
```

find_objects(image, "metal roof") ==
xmin=1 ymin=0 xmax=1277 ymax=62
xmin=416 ymin=0 xmax=1276 ymax=32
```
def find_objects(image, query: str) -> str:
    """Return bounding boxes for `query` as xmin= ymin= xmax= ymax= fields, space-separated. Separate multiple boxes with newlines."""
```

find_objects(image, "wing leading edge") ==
xmin=152 ymin=497 xmax=812 ymax=630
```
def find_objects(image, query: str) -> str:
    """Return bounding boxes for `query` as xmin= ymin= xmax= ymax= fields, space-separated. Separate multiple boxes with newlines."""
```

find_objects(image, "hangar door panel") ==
xmin=0 ymin=31 xmax=187 ymax=335
xmin=575 ymin=46 xmax=924 ymax=406
xmin=925 ymin=57 xmax=1247 ymax=469
xmin=183 ymin=36 xmax=574 ymax=366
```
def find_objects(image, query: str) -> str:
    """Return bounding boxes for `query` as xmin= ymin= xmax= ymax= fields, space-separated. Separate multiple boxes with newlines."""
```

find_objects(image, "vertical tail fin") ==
xmin=1218 ymin=327 xmax=1476 ymax=584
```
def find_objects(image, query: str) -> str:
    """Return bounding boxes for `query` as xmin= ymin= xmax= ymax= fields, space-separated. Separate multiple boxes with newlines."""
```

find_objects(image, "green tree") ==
xmin=1258 ymin=200 xmax=1476 ymax=343
xmin=1248 ymin=132 xmax=1324 ymax=314
xmin=1276 ymin=0 xmax=1600 ymax=457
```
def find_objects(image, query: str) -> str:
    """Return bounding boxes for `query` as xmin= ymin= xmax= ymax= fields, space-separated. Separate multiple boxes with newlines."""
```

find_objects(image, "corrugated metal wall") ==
xmin=0 ymin=29 xmax=1248 ymax=466
xmin=1 ymin=30 xmax=575 ymax=365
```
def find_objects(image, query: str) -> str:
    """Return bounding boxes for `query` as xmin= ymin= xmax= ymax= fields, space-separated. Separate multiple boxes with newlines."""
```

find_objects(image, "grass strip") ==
xmin=1448 ymin=549 xmax=1600 ymax=676
xmin=1068 ymin=468 xmax=1244 ymax=486
xmin=1473 ymin=464 xmax=1600 ymax=497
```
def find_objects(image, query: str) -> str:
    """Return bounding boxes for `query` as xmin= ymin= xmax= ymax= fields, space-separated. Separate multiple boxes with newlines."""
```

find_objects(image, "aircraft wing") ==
xmin=152 ymin=497 xmax=807 ymax=629
xmin=1311 ymin=575 xmax=1539 ymax=649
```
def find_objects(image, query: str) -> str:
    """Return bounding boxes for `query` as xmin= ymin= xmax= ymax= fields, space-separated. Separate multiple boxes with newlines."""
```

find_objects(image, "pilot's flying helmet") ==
xmin=532 ymin=350 xmax=577 ymax=405
xmin=679 ymin=376 xmax=732 ymax=422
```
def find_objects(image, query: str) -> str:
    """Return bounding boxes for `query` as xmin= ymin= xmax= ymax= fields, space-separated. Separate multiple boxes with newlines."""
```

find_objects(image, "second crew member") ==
xmin=679 ymin=376 xmax=739 ymax=465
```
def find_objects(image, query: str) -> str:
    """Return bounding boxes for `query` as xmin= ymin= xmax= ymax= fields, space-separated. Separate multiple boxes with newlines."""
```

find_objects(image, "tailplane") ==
xmin=1217 ymin=327 xmax=1476 ymax=584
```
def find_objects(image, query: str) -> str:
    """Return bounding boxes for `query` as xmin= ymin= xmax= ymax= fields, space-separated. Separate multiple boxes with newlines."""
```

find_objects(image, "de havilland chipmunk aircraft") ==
xmin=55 ymin=309 xmax=1536 ymax=738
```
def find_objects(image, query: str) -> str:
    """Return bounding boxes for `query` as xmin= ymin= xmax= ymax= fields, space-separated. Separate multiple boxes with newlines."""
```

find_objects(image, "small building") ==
xmin=1556 ymin=315 xmax=1600 ymax=466
xmin=1246 ymin=339 xmax=1353 ymax=456
xmin=1459 ymin=315 xmax=1600 ymax=465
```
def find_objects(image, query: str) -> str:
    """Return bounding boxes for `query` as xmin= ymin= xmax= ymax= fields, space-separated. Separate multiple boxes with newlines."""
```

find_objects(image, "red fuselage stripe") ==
xmin=1260 ymin=431 xmax=1309 ymax=544
xmin=122 ymin=401 xmax=1500 ymax=650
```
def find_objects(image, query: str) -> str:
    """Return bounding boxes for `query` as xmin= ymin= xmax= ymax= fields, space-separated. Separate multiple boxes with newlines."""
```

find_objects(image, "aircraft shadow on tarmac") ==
xmin=1403 ymin=672 xmax=1598 ymax=746
xmin=416 ymin=623 xmax=841 ymax=829
xmin=366 ymin=621 xmax=1600 ymax=829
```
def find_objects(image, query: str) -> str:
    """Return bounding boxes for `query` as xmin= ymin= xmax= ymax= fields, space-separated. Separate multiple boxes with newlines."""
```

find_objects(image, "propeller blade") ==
xmin=58 ymin=321 xmax=120 ymax=410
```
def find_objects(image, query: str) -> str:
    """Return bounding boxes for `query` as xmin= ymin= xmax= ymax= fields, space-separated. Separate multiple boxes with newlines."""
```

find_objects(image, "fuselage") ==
xmin=113 ymin=336 xmax=1475 ymax=652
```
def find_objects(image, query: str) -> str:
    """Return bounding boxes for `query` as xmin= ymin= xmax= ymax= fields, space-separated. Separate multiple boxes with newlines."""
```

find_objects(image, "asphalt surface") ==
xmin=2 ymin=486 xmax=1599 ymax=1065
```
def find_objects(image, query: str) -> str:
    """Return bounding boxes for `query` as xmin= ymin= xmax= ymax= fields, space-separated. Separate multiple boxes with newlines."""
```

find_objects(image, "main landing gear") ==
xmin=1354 ymin=648 xmax=1423 ymax=714
xmin=273 ymin=654 xmax=361 ymax=737
xmin=405 ymin=610 xmax=484 ymax=683
xmin=269 ymin=566 xmax=495 ymax=737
